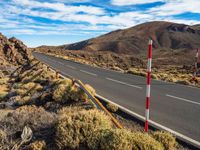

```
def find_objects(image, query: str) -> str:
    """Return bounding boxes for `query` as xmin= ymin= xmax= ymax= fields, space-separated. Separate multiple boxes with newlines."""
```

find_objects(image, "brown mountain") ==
xmin=56 ymin=21 xmax=200 ymax=54
xmin=0 ymin=33 xmax=32 ymax=65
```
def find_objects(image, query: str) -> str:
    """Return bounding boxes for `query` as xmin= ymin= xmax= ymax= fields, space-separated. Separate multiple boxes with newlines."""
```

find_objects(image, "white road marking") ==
xmin=80 ymin=70 xmax=97 ymax=76
xmin=106 ymin=77 xmax=142 ymax=89
xmin=166 ymin=94 xmax=200 ymax=106
xmin=66 ymin=65 xmax=76 ymax=69
xmin=95 ymin=94 xmax=200 ymax=149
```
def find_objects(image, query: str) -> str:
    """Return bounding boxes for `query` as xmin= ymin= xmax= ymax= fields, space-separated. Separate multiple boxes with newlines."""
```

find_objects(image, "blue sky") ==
xmin=0 ymin=0 xmax=200 ymax=47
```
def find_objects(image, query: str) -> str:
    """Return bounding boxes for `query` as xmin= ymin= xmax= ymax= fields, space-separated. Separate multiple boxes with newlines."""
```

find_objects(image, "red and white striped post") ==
xmin=145 ymin=39 xmax=153 ymax=132
xmin=193 ymin=48 xmax=199 ymax=79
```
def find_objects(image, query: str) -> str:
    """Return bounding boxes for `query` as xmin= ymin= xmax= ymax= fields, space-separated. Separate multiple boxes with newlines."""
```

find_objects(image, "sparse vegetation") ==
xmin=153 ymin=131 xmax=177 ymax=150
xmin=88 ymin=129 xmax=164 ymax=150
xmin=55 ymin=108 xmax=112 ymax=149
xmin=36 ymin=50 xmax=200 ymax=88
xmin=106 ymin=102 xmax=119 ymax=113
xmin=0 ymin=40 xmax=182 ymax=150
xmin=29 ymin=140 xmax=46 ymax=150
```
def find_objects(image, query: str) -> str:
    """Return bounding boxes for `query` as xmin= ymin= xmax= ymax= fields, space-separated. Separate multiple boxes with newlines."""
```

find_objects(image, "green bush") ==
xmin=55 ymin=108 xmax=112 ymax=149
xmin=153 ymin=131 xmax=177 ymax=150
xmin=106 ymin=103 xmax=119 ymax=113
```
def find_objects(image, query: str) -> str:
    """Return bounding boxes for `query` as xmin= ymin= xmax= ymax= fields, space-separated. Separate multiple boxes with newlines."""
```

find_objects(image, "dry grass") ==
xmin=85 ymin=84 xmax=96 ymax=96
xmin=38 ymin=51 xmax=200 ymax=87
xmin=87 ymin=129 xmax=164 ymax=150
xmin=0 ymin=105 xmax=56 ymax=136
xmin=52 ymin=79 xmax=88 ymax=103
xmin=127 ymin=67 xmax=200 ymax=87
xmin=87 ymin=129 xmax=133 ymax=150
xmin=56 ymin=108 xmax=112 ymax=149
xmin=132 ymin=132 xmax=164 ymax=150
xmin=153 ymin=131 xmax=177 ymax=150
xmin=106 ymin=103 xmax=119 ymax=113
xmin=0 ymin=77 xmax=9 ymax=85
xmin=29 ymin=140 xmax=46 ymax=150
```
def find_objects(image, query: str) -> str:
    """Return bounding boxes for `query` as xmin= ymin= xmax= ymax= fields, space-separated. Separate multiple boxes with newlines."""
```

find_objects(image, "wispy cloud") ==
xmin=111 ymin=0 xmax=164 ymax=6
xmin=149 ymin=0 xmax=200 ymax=16
xmin=0 ymin=0 xmax=200 ymax=47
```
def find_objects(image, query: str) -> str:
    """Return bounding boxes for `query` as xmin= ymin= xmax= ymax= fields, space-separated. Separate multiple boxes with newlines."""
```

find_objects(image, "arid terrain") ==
xmin=35 ymin=21 xmax=200 ymax=87
xmin=0 ymin=33 xmax=185 ymax=149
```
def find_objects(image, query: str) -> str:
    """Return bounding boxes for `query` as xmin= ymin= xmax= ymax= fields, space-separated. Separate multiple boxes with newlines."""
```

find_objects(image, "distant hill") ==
xmin=46 ymin=21 xmax=200 ymax=54
xmin=0 ymin=33 xmax=32 ymax=65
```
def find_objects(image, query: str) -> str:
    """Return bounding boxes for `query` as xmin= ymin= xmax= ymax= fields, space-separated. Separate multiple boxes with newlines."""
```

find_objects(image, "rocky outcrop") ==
xmin=0 ymin=33 xmax=32 ymax=65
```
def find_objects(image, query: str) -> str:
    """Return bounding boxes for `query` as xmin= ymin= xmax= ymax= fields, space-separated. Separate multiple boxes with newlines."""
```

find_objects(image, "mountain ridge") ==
xmin=41 ymin=21 xmax=200 ymax=54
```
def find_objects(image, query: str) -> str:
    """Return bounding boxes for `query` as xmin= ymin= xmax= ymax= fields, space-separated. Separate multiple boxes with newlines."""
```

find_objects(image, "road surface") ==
xmin=33 ymin=52 xmax=200 ymax=143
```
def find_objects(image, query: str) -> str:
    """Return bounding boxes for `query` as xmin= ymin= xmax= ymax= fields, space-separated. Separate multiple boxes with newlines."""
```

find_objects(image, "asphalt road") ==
xmin=33 ymin=52 xmax=200 ymax=143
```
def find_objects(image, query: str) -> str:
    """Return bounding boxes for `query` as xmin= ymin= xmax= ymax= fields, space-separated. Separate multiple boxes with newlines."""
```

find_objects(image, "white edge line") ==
xmin=106 ymin=77 xmax=142 ymax=89
xmin=35 ymin=52 xmax=200 ymax=90
xmin=80 ymin=70 xmax=97 ymax=76
xmin=166 ymin=94 xmax=200 ymax=106
xmin=34 ymin=56 xmax=200 ymax=149
xmin=95 ymin=94 xmax=200 ymax=149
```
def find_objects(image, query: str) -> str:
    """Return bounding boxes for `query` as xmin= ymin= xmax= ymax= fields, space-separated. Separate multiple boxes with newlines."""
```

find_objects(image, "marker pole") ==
xmin=145 ymin=39 xmax=153 ymax=132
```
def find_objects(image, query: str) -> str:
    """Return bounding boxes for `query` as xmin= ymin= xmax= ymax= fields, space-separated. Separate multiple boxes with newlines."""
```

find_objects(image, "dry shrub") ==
xmin=0 ymin=105 xmax=56 ymax=136
xmin=19 ymin=63 xmax=57 ymax=83
xmin=132 ymin=132 xmax=164 ymax=150
xmin=0 ymin=129 xmax=8 ymax=149
xmin=85 ymin=84 xmax=96 ymax=96
xmin=53 ymin=84 xmax=68 ymax=102
xmin=56 ymin=108 xmax=112 ymax=149
xmin=176 ymin=80 xmax=190 ymax=85
xmin=15 ymin=96 xmax=31 ymax=105
xmin=53 ymin=79 xmax=87 ymax=102
xmin=14 ymin=82 xmax=43 ymax=96
xmin=165 ymin=77 xmax=177 ymax=83
xmin=53 ymin=79 xmax=72 ymax=102
xmin=106 ymin=103 xmax=118 ymax=113
xmin=88 ymin=129 xmax=164 ymax=150
xmin=153 ymin=131 xmax=177 ymax=150
xmin=0 ymin=77 xmax=9 ymax=85
xmin=0 ymin=91 xmax=8 ymax=101
xmin=87 ymin=129 xmax=133 ymax=150
xmin=128 ymin=68 xmax=146 ymax=77
xmin=29 ymin=140 xmax=46 ymax=150
xmin=151 ymin=74 xmax=158 ymax=79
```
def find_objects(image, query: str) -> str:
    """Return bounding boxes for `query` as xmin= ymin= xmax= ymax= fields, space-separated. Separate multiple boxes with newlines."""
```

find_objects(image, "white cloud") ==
xmin=149 ymin=0 xmax=200 ymax=16
xmin=111 ymin=0 xmax=163 ymax=6
xmin=12 ymin=0 xmax=105 ymax=15
xmin=1 ymin=0 xmax=200 ymax=37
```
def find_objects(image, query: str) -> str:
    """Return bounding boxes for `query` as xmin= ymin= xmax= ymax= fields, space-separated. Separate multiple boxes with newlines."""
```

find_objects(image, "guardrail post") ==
xmin=145 ymin=39 xmax=153 ymax=132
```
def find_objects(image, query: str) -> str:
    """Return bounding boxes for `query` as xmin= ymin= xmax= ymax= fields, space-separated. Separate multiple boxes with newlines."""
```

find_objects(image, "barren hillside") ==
xmin=52 ymin=21 xmax=200 ymax=54
xmin=0 ymin=33 xmax=32 ymax=65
